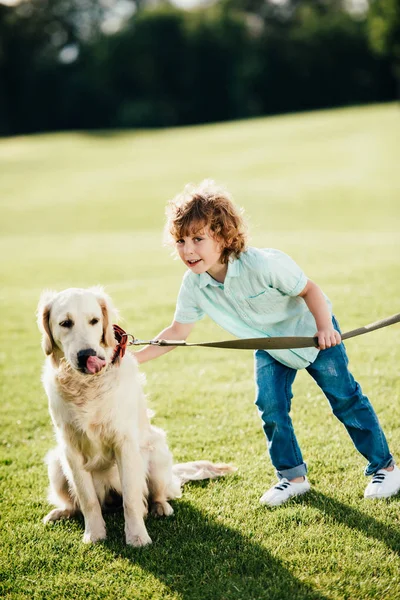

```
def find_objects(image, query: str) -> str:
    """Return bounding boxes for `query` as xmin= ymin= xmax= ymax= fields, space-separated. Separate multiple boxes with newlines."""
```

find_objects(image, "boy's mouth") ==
xmin=187 ymin=259 xmax=202 ymax=267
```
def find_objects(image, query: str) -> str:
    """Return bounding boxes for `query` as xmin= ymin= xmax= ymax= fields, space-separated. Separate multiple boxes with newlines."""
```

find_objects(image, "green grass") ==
xmin=1 ymin=103 xmax=400 ymax=600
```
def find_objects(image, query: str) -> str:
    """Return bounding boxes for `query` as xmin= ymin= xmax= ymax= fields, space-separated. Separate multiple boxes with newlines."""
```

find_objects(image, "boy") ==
xmin=135 ymin=180 xmax=400 ymax=506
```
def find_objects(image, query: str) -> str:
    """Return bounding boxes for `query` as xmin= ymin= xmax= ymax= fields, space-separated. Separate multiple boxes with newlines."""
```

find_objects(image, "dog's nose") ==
xmin=77 ymin=348 xmax=97 ymax=369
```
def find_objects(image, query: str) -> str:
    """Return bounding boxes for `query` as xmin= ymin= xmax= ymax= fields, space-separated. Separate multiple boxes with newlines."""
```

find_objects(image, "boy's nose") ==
xmin=184 ymin=245 xmax=195 ymax=256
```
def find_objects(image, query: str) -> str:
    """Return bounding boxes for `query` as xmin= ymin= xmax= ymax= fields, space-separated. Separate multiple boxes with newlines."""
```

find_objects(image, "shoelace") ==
xmin=371 ymin=472 xmax=386 ymax=484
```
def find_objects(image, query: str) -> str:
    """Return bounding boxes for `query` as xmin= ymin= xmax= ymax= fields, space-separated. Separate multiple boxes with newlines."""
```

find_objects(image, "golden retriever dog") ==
xmin=37 ymin=287 xmax=235 ymax=547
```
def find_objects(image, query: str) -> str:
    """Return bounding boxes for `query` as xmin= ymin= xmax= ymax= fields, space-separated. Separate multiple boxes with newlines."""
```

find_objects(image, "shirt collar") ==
xmin=198 ymin=255 xmax=240 ymax=289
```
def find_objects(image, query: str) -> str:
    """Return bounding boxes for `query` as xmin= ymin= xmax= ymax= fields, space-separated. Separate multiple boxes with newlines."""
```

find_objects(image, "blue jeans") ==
xmin=254 ymin=318 xmax=393 ymax=480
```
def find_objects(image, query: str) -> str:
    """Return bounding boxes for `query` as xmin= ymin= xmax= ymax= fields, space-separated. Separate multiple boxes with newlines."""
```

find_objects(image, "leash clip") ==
xmin=128 ymin=336 xmax=148 ymax=346
xmin=126 ymin=334 xmax=164 ymax=346
xmin=127 ymin=336 xmax=164 ymax=346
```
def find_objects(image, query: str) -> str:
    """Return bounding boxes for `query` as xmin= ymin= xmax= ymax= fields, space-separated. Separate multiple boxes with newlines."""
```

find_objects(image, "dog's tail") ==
xmin=172 ymin=460 xmax=237 ymax=486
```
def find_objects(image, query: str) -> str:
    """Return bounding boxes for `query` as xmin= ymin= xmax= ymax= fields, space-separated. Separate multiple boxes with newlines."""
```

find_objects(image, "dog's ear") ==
xmin=37 ymin=290 xmax=57 ymax=356
xmin=90 ymin=286 xmax=118 ymax=348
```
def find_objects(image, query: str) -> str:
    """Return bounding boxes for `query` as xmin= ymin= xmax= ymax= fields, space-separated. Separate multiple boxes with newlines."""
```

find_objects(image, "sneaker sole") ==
xmin=365 ymin=489 xmax=400 ymax=499
xmin=261 ymin=486 xmax=311 ymax=507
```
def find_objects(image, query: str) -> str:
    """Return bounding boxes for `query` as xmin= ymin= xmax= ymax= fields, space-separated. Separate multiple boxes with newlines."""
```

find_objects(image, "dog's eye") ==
xmin=60 ymin=320 xmax=73 ymax=328
xmin=90 ymin=318 xmax=99 ymax=326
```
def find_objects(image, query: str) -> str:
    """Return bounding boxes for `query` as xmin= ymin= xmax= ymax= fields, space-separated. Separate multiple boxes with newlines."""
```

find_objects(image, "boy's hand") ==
xmin=315 ymin=328 xmax=341 ymax=350
xmin=299 ymin=280 xmax=342 ymax=350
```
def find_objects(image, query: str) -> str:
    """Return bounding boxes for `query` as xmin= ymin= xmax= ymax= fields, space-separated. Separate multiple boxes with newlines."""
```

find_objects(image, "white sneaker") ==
xmin=260 ymin=477 xmax=311 ymax=507
xmin=364 ymin=465 xmax=400 ymax=499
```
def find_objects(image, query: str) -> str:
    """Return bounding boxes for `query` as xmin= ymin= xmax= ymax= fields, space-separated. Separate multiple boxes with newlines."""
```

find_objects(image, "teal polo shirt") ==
xmin=174 ymin=247 xmax=332 ymax=369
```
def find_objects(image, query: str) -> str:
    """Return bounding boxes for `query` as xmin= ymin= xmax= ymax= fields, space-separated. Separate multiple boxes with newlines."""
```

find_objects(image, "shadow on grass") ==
xmin=105 ymin=499 xmax=328 ymax=600
xmin=305 ymin=490 xmax=400 ymax=555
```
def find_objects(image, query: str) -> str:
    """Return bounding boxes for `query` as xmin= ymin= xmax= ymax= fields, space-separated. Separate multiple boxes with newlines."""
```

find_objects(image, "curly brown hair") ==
xmin=165 ymin=180 xmax=248 ymax=264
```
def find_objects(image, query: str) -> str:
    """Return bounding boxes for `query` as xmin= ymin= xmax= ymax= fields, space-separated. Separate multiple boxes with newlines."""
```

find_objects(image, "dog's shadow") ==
xmin=103 ymin=493 xmax=328 ymax=600
xmin=101 ymin=487 xmax=400 ymax=600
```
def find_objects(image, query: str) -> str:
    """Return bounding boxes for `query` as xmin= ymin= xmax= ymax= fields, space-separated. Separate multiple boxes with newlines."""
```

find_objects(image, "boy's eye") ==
xmin=194 ymin=237 xmax=203 ymax=242
xmin=176 ymin=239 xmax=184 ymax=245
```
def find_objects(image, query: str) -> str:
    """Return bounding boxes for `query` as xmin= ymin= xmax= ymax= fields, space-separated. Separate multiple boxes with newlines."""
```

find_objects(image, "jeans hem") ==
xmin=364 ymin=457 xmax=395 ymax=476
xmin=277 ymin=463 xmax=308 ymax=480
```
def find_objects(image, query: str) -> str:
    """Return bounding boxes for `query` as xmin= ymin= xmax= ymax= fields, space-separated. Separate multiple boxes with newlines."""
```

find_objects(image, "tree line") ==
xmin=0 ymin=0 xmax=398 ymax=136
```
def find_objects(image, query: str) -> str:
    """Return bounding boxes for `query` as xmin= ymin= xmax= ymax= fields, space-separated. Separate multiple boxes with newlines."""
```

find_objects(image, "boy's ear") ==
xmin=90 ymin=286 xmax=118 ymax=348
xmin=37 ymin=290 xmax=57 ymax=356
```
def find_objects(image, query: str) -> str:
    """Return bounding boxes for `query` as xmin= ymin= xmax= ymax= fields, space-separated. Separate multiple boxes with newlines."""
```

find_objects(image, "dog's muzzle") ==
xmin=77 ymin=349 xmax=106 ymax=374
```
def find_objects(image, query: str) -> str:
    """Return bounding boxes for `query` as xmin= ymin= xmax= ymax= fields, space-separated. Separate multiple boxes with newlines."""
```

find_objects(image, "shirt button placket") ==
xmin=225 ymin=283 xmax=253 ymax=325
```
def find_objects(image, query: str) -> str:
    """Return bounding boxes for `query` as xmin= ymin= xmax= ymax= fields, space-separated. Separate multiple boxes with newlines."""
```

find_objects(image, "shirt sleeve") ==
xmin=260 ymin=249 xmax=307 ymax=296
xmin=173 ymin=273 xmax=205 ymax=323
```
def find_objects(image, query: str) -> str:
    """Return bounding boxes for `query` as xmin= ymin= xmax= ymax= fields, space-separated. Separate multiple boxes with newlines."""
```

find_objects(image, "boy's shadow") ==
xmin=305 ymin=489 xmax=400 ymax=555
xmin=105 ymin=497 xmax=329 ymax=600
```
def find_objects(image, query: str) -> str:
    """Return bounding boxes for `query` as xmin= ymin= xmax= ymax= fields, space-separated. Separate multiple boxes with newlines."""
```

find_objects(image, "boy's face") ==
xmin=175 ymin=226 xmax=227 ymax=280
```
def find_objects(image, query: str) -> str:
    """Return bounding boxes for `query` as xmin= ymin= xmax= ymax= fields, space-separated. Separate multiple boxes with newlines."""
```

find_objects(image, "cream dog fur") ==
xmin=37 ymin=287 xmax=235 ymax=547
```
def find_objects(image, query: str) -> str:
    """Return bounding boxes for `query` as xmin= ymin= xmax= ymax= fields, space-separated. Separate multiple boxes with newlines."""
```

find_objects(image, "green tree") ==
xmin=0 ymin=0 xmax=124 ymax=134
xmin=367 ymin=0 xmax=400 ymax=97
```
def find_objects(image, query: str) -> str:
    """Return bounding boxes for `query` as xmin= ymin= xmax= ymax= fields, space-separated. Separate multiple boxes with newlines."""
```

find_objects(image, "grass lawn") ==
xmin=1 ymin=103 xmax=400 ymax=600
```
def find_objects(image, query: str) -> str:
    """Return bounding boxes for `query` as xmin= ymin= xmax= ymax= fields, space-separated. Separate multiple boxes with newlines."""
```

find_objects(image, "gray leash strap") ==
xmin=131 ymin=312 xmax=400 ymax=350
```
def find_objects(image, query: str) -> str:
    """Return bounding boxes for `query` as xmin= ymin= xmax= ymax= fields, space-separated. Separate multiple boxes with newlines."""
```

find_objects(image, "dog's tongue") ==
xmin=86 ymin=355 xmax=106 ymax=374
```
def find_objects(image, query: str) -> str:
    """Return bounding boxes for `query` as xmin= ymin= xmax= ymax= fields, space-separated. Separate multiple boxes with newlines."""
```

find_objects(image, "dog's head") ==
xmin=37 ymin=287 xmax=117 ymax=373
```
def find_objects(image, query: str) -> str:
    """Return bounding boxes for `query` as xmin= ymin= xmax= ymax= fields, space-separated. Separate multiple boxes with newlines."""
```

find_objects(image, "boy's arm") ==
xmin=133 ymin=321 xmax=195 ymax=364
xmin=298 ymin=279 xmax=341 ymax=350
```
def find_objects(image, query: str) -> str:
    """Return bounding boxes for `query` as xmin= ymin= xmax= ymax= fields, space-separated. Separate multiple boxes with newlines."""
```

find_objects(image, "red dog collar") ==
xmin=111 ymin=324 xmax=129 ymax=365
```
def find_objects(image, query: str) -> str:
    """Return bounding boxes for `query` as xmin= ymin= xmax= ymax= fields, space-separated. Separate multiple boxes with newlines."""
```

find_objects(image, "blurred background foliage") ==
xmin=0 ymin=0 xmax=398 ymax=136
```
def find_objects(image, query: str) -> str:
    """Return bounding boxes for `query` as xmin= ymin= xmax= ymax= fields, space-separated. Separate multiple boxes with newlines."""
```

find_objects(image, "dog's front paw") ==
xmin=83 ymin=522 xmax=107 ymax=544
xmin=126 ymin=526 xmax=152 ymax=547
xmin=151 ymin=501 xmax=174 ymax=518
